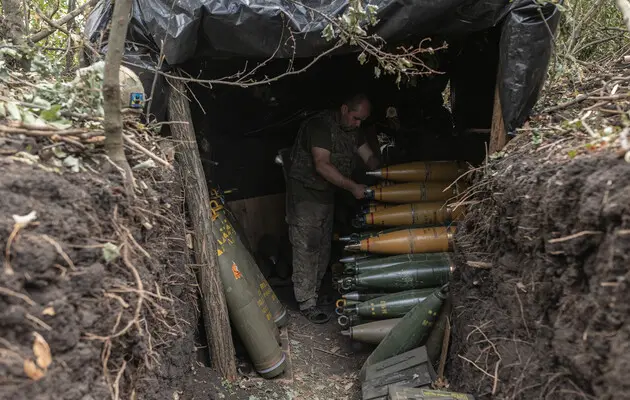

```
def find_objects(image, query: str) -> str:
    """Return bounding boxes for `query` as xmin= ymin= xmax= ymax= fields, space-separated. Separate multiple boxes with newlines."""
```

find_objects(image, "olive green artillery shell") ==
xmin=340 ymin=259 xmax=452 ymax=292
xmin=212 ymin=212 xmax=279 ymax=339
xmin=341 ymin=318 xmax=402 ymax=345
xmin=215 ymin=237 xmax=286 ymax=379
xmin=360 ymin=286 xmax=448 ymax=379
xmin=345 ymin=288 xmax=437 ymax=319
xmin=339 ymin=253 xmax=377 ymax=263
xmin=342 ymin=291 xmax=387 ymax=302
xmin=343 ymin=253 xmax=450 ymax=275
xmin=214 ymin=209 xmax=288 ymax=328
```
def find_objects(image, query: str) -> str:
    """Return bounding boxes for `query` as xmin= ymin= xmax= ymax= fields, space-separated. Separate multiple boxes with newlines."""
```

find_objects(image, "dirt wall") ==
xmin=0 ymin=156 xmax=199 ymax=400
xmin=447 ymin=134 xmax=630 ymax=399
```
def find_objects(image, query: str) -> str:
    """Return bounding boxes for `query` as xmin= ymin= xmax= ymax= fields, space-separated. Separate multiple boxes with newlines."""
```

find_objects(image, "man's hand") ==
xmin=312 ymin=147 xmax=366 ymax=197
xmin=350 ymin=183 xmax=368 ymax=200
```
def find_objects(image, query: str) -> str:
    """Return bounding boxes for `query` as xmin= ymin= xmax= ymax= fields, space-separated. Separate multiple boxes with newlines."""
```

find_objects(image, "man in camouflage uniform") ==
xmin=287 ymin=94 xmax=380 ymax=323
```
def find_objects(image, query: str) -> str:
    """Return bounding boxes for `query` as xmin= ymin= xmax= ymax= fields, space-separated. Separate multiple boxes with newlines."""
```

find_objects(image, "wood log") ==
xmin=168 ymin=78 xmax=238 ymax=380
xmin=489 ymin=77 xmax=507 ymax=154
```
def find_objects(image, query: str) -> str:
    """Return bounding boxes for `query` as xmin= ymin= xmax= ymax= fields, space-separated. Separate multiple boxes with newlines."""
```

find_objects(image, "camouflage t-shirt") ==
xmin=289 ymin=111 xmax=366 ymax=204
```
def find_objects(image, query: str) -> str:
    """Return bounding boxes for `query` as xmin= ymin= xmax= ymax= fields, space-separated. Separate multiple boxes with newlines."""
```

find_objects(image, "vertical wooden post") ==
xmin=489 ymin=77 xmax=507 ymax=154
xmin=168 ymin=78 xmax=238 ymax=380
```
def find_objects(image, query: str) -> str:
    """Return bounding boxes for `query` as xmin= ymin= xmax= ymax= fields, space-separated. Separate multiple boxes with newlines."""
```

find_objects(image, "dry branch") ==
xmin=167 ymin=76 xmax=238 ymax=381
xmin=28 ymin=0 xmax=100 ymax=43
xmin=32 ymin=5 xmax=100 ymax=58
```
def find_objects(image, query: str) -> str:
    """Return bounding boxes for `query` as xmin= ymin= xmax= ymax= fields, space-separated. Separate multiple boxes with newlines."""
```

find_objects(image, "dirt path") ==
xmin=181 ymin=280 xmax=373 ymax=400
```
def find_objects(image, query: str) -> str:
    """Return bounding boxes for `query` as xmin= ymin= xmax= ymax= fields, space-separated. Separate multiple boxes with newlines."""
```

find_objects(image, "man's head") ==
xmin=339 ymin=93 xmax=371 ymax=131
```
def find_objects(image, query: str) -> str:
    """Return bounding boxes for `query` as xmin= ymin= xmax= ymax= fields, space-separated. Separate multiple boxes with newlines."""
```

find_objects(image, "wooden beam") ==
xmin=489 ymin=79 xmax=507 ymax=154
xmin=168 ymin=78 xmax=238 ymax=381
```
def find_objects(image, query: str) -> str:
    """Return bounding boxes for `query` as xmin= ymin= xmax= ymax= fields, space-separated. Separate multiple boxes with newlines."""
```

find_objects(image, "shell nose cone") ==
xmin=344 ymin=243 xmax=361 ymax=252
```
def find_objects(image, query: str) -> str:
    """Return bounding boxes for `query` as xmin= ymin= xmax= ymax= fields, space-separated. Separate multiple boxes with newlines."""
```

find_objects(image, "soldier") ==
xmin=287 ymin=93 xmax=380 ymax=323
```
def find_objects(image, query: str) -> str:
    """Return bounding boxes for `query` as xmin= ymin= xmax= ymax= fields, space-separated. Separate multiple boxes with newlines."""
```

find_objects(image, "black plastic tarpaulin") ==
xmin=84 ymin=0 xmax=560 ymax=132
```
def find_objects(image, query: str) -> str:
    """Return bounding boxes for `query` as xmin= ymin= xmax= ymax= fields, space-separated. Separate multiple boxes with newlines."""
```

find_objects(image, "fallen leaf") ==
xmin=24 ymin=359 xmax=45 ymax=380
xmin=516 ymin=282 xmax=527 ymax=293
xmin=42 ymin=307 xmax=56 ymax=316
xmin=344 ymin=382 xmax=354 ymax=391
xmin=330 ymin=346 xmax=340 ymax=353
xmin=33 ymin=332 xmax=52 ymax=369
xmin=12 ymin=211 xmax=37 ymax=226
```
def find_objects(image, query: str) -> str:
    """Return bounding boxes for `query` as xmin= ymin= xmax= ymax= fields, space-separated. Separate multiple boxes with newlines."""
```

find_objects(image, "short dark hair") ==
xmin=342 ymin=93 xmax=371 ymax=111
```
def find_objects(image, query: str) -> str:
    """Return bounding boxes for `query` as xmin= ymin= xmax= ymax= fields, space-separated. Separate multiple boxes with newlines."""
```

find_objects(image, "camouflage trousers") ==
xmin=287 ymin=201 xmax=334 ymax=310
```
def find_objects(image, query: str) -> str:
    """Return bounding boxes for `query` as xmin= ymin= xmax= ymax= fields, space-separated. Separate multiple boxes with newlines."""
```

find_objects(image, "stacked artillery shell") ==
xmin=366 ymin=161 xmax=465 ymax=183
xmin=343 ymin=253 xmax=449 ymax=275
xmin=337 ymin=226 xmax=422 ymax=243
xmin=342 ymin=291 xmax=388 ymax=301
xmin=339 ymin=258 xmax=453 ymax=292
xmin=342 ymin=289 xmax=436 ymax=319
xmin=344 ymin=226 xmax=456 ymax=255
xmin=341 ymin=318 xmax=402 ymax=345
xmin=360 ymin=285 xmax=449 ymax=378
xmin=356 ymin=201 xmax=465 ymax=227
xmin=365 ymin=181 xmax=462 ymax=204
xmin=338 ymin=160 xmax=461 ymax=348
xmin=362 ymin=201 xmax=395 ymax=214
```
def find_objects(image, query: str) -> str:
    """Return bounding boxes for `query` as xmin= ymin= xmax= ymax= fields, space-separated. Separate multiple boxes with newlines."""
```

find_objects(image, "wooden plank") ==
xmin=489 ymin=78 xmax=507 ymax=154
xmin=227 ymin=193 xmax=287 ymax=254
xmin=388 ymin=387 xmax=475 ymax=400
xmin=168 ymin=78 xmax=238 ymax=380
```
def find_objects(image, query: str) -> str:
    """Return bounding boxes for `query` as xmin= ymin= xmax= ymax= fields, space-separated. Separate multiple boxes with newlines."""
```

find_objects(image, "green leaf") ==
xmin=40 ymin=104 xmax=62 ymax=121
xmin=357 ymin=52 xmax=367 ymax=65
xmin=102 ymin=243 xmax=120 ymax=263
xmin=374 ymin=66 xmax=381 ymax=78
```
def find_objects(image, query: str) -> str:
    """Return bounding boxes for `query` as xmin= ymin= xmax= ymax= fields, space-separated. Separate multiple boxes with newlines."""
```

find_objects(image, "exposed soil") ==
xmin=0 ymin=149 xmax=198 ymax=399
xmin=448 ymin=130 xmax=630 ymax=399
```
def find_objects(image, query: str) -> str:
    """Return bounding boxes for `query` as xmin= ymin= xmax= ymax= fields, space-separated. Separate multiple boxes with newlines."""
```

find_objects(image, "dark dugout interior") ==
xmin=180 ymin=28 xmax=503 ymax=368
xmin=183 ymin=27 xmax=501 ymax=203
